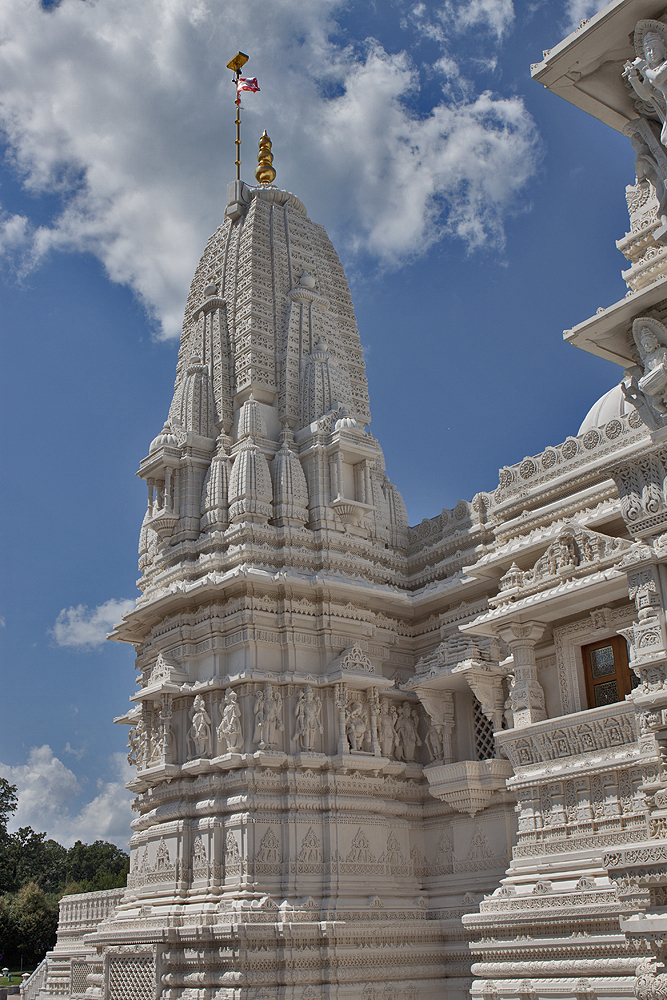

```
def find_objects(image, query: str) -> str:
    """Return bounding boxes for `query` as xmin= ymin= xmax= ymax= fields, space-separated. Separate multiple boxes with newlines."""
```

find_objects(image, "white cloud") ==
xmin=0 ymin=746 xmax=133 ymax=849
xmin=0 ymin=0 xmax=539 ymax=338
xmin=411 ymin=0 xmax=515 ymax=43
xmin=51 ymin=597 xmax=135 ymax=650
xmin=455 ymin=0 xmax=515 ymax=39
xmin=564 ymin=0 xmax=607 ymax=33
xmin=0 ymin=210 xmax=32 ymax=257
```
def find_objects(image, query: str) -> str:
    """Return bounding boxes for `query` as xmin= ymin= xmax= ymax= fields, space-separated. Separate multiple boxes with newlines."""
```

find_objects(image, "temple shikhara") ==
xmin=25 ymin=2 xmax=667 ymax=998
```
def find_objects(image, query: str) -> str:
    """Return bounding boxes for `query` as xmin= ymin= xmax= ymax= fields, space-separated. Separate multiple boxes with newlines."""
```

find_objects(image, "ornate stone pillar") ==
xmin=160 ymin=693 xmax=173 ymax=765
xmin=335 ymin=682 xmax=348 ymax=755
xmin=369 ymin=686 xmax=381 ymax=756
xmin=497 ymin=621 xmax=547 ymax=729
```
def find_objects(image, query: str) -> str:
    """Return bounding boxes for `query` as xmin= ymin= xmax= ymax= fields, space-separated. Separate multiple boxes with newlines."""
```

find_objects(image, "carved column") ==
xmin=369 ymin=686 xmax=381 ymax=757
xmin=441 ymin=691 xmax=455 ymax=764
xmin=497 ymin=621 xmax=547 ymax=728
xmin=160 ymin=693 xmax=173 ymax=765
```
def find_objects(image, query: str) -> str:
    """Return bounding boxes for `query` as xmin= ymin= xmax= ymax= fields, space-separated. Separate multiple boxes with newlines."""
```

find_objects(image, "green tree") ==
xmin=0 ymin=778 xmax=18 ymax=838
xmin=0 ymin=828 xmax=67 ymax=895
xmin=0 ymin=882 xmax=59 ymax=968
xmin=63 ymin=840 xmax=129 ymax=891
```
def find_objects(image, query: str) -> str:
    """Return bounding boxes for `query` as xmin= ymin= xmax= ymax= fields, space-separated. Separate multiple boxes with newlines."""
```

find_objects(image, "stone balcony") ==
xmin=423 ymin=758 xmax=514 ymax=817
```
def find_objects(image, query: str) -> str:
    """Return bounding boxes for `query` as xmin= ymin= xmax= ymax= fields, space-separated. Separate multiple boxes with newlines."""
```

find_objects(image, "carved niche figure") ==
xmin=187 ymin=694 xmax=212 ymax=759
xmin=624 ymin=21 xmax=667 ymax=145
xmin=622 ymin=316 xmax=667 ymax=429
xmin=547 ymin=532 xmax=578 ymax=575
xmin=628 ymin=131 xmax=667 ymax=232
xmin=294 ymin=685 xmax=323 ymax=751
xmin=425 ymin=722 xmax=445 ymax=762
xmin=346 ymin=700 xmax=368 ymax=751
xmin=637 ymin=318 xmax=667 ymax=411
xmin=394 ymin=702 xmax=422 ymax=762
xmin=378 ymin=698 xmax=397 ymax=758
xmin=133 ymin=714 xmax=157 ymax=769
xmin=127 ymin=726 xmax=140 ymax=767
xmin=253 ymin=683 xmax=284 ymax=750
xmin=217 ymin=688 xmax=243 ymax=754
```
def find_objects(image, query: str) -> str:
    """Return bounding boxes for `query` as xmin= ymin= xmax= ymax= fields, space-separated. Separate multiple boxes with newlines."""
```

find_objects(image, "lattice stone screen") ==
xmin=108 ymin=955 xmax=155 ymax=1000
xmin=473 ymin=697 xmax=495 ymax=761
xmin=70 ymin=961 xmax=90 ymax=995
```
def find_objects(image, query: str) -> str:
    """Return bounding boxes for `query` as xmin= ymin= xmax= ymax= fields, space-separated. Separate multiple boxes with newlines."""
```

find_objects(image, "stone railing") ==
xmin=54 ymin=887 xmax=125 ymax=946
xmin=494 ymin=410 xmax=647 ymax=506
xmin=407 ymin=493 xmax=493 ymax=555
xmin=20 ymin=959 xmax=47 ymax=1000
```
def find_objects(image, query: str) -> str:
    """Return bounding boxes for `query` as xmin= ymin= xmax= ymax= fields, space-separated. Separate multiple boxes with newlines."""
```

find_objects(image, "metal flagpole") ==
xmin=226 ymin=52 xmax=249 ymax=181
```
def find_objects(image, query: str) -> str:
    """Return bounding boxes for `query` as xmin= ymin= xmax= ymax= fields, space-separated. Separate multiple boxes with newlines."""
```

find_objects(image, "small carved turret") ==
xmin=271 ymin=429 xmax=309 ymax=526
xmin=255 ymin=131 xmax=276 ymax=185
xmin=200 ymin=438 xmax=231 ymax=532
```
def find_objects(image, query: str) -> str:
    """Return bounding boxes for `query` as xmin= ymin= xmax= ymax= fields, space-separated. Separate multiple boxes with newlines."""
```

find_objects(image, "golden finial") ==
xmin=255 ymin=131 xmax=276 ymax=185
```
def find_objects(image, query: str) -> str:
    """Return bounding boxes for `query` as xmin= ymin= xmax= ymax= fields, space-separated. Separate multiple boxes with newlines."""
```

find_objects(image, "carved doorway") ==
xmin=581 ymin=635 xmax=635 ymax=708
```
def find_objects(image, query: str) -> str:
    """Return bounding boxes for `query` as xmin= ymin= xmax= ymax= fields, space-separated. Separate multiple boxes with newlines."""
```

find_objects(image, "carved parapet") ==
xmin=606 ymin=843 xmax=667 ymax=907
xmin=493 ymin=410 xmax=646 ymax=508
xmin=423 ymin=758 xmax=514 ymax=816
xmin=495 ymin=701 xmax=638 ymax=773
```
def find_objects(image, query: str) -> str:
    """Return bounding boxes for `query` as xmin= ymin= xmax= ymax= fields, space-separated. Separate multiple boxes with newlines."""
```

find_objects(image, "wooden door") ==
xmin=581 ymin=635 xmax=636 ymax=709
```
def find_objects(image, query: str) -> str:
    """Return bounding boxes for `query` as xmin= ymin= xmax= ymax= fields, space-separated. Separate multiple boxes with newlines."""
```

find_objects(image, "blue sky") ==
xmin=0 ymin=0 xmax=632 ymax=847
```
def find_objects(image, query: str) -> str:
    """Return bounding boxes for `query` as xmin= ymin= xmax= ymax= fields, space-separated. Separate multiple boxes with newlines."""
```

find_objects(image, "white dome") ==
xmin=577 ymin=383 xmax=630 ymax=436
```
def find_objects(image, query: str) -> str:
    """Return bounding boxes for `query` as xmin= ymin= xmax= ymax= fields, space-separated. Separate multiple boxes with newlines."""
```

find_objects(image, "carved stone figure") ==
xmin=638 ymin=322 xmax=667 ymax=411
xmin=127 ymin=726 xmax=140 ymax=767
xmin=621 ymin=317 xmax=667 ymax=429
xmin=187 ymin=694 xmax=212 ymax=758
xmin=217 ymin=688 xmax=243 ymax=753
xmin=294 ymin=685 xmax=323 ymax=751
xmin=624 ymin=21 xmax=667 ymax=145
xmin=133 ymin=715 xmax=152 ymax=769
xmin=378 ymin=699 xmax=396 ymax=758
xmin=253 ymin=683 xmax=284 ymax=750
xmin=394 ymin=702 xmax=422 ymax=762
xmin=346 ymin=700 xmax=368 ymax=751
xmin=425 ymin=722 xmax=444 ymax=762
xmin=630 ymin=131 xmax=667 ymax=232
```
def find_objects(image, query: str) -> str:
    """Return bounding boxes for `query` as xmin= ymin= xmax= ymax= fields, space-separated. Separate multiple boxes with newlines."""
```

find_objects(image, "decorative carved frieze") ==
xmin=496 ymin=702 xmax=637 ymax=768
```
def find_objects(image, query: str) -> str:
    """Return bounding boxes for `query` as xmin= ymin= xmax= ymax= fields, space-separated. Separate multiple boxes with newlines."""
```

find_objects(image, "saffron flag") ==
xmin=237 ymin=77 xmax=260 ymax=96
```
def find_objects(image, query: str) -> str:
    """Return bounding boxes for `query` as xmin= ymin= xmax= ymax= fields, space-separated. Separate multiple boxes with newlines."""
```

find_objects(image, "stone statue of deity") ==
xmin=622 ymin=316 xmax=667 ymax=430
xmin=624 ymin=21 xmax=667 ymax=145
xmin=425 ymin=722 xmax=445 ymax=762
xmin=127 ymin=725 xmax=140 ymax=767
xmin=293 ymin=685 xmax=323 ymax=751
xmin=253 ymin=683 xmax=284 ymax=750
xmin=217 ymin=688 xmax=243 ymax=754
xmin=187 ymin=694 xmax=212 ymax=759
xmin=636 ymin=318 xmax=667 ymax=411
xmin=346 ymin=700 xmax=368 ymax=751
xmin=394 ymin=701 xmax=422 ymax=762
xmin=378 ymin=698 xmax=397 ymax=758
